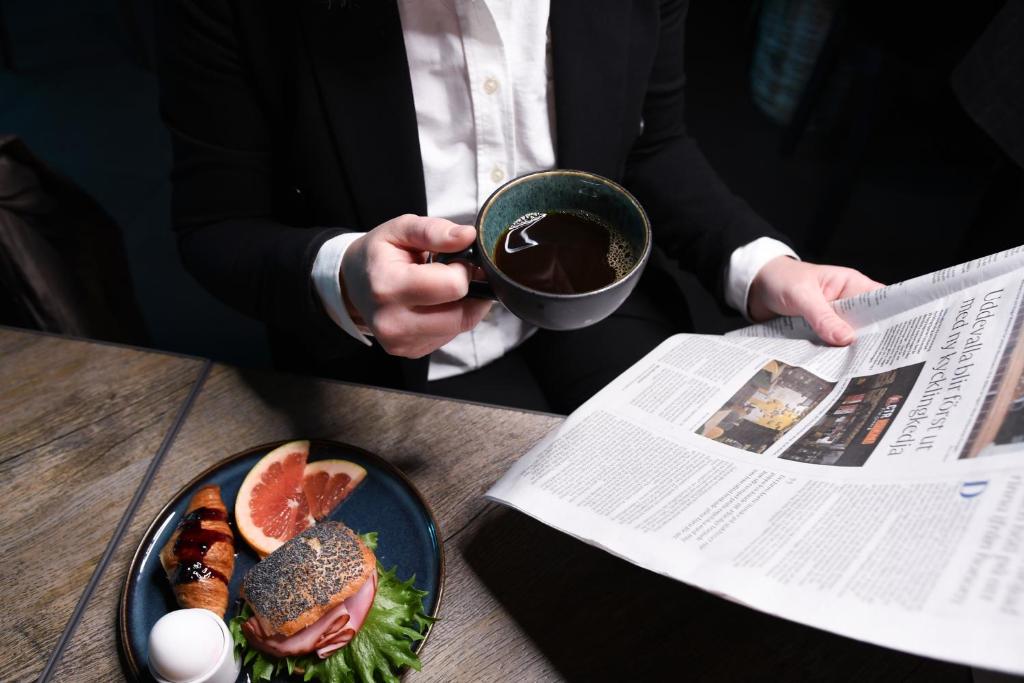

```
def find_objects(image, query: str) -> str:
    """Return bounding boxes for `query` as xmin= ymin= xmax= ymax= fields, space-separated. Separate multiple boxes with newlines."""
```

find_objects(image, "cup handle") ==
xmin=429 ymin=246 xmax=497 ymax=300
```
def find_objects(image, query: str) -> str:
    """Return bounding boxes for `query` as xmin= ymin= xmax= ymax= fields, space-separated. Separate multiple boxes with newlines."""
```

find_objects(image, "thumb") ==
xmin=791 ymin=287 xmax=855 ymax=346
xmin=386 ymin=215 xmax=476 ymax=253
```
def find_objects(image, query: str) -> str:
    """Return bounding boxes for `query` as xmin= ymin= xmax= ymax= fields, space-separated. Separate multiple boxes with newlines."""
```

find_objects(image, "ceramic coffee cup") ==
xmin=434 ymin=169 xmax=652 ymax=331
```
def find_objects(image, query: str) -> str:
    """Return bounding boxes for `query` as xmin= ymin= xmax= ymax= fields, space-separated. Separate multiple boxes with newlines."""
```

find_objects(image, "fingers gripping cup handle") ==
xmin=430 ymin=247 xmax=497 ymax=300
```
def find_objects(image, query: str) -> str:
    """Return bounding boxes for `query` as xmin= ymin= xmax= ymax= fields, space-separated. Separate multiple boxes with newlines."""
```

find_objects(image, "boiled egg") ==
xmin=148 ymin=608 xmax=240 ymax=683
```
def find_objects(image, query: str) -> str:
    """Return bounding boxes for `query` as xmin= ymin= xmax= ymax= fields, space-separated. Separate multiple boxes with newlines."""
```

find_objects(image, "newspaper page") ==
xmin=487 ymin=247 xmax=1024 ymax=674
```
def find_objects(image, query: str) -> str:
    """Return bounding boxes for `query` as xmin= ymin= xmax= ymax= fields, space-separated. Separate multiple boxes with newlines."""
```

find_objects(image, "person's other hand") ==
xmin=747 ymin=256 xmax=884 ymax=346
xmin=340 ymin=214 xmax=492 ymax=358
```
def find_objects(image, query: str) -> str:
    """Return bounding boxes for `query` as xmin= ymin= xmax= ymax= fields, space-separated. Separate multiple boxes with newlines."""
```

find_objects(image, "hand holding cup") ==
xmin=340 ymin=215 xmax=493 ymax=358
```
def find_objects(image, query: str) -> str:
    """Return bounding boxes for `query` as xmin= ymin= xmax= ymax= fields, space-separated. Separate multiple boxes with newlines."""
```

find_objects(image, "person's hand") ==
xmin=747 ymin=256 xmax=884 ymax=346
xmin=340 ymin=214 xmax=492 ymax=358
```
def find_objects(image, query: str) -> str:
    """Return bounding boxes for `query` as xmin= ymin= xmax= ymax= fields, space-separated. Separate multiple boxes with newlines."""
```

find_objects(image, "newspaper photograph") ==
xmin=962 ymin=303 xmax=1024 ymax=460
xmin=487 ymin=246 xmax=1024 ymax=675
xmin=697 ymin=360 xmax=837 ymax=454
xmin=779 ymin=363 xmax=924 ymax=467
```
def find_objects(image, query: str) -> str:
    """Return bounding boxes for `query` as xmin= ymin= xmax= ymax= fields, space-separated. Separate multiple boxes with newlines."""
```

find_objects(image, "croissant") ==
xmin=159 ymin=484 xmax=235 ymax=617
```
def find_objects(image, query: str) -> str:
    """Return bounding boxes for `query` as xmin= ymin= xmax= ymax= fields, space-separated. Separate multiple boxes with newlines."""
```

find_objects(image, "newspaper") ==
xmin=487 ymin=246 xmax=1024 ymax=674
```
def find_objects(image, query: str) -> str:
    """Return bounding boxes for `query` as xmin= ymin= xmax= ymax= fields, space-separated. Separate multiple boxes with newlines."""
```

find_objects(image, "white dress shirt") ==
xmin=311 ymin=0 xmax=796 ymax=381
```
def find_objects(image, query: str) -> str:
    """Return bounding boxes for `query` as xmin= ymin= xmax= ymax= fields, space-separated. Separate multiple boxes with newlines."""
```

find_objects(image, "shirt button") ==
xmin=490 ymin=167 xmax=505 ymax=183
xmin=483 ymin=77 xmax=499 ymax=95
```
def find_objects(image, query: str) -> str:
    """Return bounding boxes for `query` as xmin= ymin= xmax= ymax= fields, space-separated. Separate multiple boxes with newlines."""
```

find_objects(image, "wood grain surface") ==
xmin=51 ymin=362 xmax=561 ymax=681
xmin=0 ymin=329 xmax=203 ymax=681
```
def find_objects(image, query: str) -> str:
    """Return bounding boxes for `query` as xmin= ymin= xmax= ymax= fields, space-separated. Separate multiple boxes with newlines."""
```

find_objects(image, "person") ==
xmin=156 ymin=0 xmax=881 ymax=413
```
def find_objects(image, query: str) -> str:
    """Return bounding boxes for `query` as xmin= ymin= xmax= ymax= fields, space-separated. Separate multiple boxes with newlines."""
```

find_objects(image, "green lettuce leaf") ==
xmin=228 ymin=532 xmax=434 ymax=683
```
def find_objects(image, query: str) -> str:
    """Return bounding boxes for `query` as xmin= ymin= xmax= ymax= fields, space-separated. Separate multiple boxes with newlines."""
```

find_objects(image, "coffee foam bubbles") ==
xmin=569 ymin=209 xmax=635 ymax=281
xmin=501 ymin=209 xmax=636 ymax=283
xmin=606 ymin=227 xmax=634 ymax=280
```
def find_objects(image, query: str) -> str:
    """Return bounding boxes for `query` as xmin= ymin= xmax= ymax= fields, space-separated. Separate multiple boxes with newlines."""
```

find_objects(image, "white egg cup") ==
xmin=149 ymin=608 xmax=242 ymax=683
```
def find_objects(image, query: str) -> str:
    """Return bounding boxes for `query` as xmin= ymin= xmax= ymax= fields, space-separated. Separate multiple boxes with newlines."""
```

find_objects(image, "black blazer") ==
xmin=157 ymin=0 xmax=782 ymax=389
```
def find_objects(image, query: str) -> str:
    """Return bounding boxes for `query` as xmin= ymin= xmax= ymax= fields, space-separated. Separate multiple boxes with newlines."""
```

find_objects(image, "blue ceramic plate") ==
xmin=119 ymin=440 xmax=444 ymax=682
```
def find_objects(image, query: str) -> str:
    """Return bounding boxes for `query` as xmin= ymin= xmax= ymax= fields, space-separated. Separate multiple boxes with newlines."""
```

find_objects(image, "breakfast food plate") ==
xmin=119 ymin=440 xmax=443 ymax=682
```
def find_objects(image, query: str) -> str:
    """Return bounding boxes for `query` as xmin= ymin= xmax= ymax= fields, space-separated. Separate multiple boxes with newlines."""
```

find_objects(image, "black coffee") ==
xmin=493 ymin=211 xmax=633 ymax=294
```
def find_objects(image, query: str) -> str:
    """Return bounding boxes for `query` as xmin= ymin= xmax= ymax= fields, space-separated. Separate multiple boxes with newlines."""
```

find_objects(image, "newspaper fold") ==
xmin=487 ymin=246 xmax=1024 ymax=674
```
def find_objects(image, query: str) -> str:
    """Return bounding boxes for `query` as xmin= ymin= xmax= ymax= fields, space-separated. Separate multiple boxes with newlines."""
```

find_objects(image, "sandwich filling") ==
xmin=240 ymin=522 xmax=377 ymax=659
xmin=242 ymin=570 xmax=377 ymax=658
xmin=229 ymin=530 xmax=433 ymax=683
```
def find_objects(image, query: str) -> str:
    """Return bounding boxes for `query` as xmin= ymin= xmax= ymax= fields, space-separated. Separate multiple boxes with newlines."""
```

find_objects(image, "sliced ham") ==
xmin=243 ymin=570 xmax=377 ymax=659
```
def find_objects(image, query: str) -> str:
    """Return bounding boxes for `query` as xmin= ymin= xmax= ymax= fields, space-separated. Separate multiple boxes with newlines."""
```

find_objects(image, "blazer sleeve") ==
xmin=623 ymin=0 xmax=791 ymax=307
xmin=156 ymin=0 xmax=344 ymax=329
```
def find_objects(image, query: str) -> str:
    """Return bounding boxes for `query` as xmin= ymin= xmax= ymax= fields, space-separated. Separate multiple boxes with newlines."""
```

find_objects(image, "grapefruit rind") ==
xmin=234 ymin=443 xmax=370 ymax=557
xmin=234 ymin=440 xmax=313 ymax=557
xmin=302 ymin=459 xmax=368 ymax=520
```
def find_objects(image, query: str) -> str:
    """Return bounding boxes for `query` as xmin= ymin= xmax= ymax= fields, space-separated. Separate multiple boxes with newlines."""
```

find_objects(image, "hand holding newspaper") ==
xmin=487 ymin=246 xmax=1024 ymax=674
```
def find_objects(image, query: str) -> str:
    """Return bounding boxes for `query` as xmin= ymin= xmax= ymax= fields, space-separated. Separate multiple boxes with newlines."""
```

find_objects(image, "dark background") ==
xmin=0 ymin=0 xmax=1019 ymax=367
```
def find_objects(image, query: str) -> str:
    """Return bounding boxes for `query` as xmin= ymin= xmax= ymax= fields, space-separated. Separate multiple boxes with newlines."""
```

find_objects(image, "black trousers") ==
xmin=426 ymin=277 xmax=691 ymax=414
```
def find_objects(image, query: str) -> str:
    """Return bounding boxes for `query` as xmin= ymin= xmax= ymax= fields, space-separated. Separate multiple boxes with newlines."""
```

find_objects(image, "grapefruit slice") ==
xmin=235 ymin=440 xmax=315 ymax=557
xmin=303 ymin=459 xmax=367 ymax=520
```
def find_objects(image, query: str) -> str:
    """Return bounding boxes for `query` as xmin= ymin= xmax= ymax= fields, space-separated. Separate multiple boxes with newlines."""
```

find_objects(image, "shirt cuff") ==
xmin=311 ymin=232 xmax=372 ymax=346
xmin=725 ymin=236 xmax=799 ymax=319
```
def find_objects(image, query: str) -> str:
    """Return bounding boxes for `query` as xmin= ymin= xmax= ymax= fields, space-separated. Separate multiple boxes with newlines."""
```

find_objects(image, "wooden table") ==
xmin=0 ymin=327 xmax=972 ymax=682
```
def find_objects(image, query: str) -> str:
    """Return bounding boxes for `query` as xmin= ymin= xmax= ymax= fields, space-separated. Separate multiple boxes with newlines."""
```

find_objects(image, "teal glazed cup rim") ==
xmin=432 ymin=168 xmax=653 ymax=330
xmin=475 ymin=169 xmax=652 ymax=298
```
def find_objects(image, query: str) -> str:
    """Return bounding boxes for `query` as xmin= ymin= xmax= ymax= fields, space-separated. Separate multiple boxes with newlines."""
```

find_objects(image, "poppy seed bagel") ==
xmin=241 ymin=521 xmax=375 ymax=636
